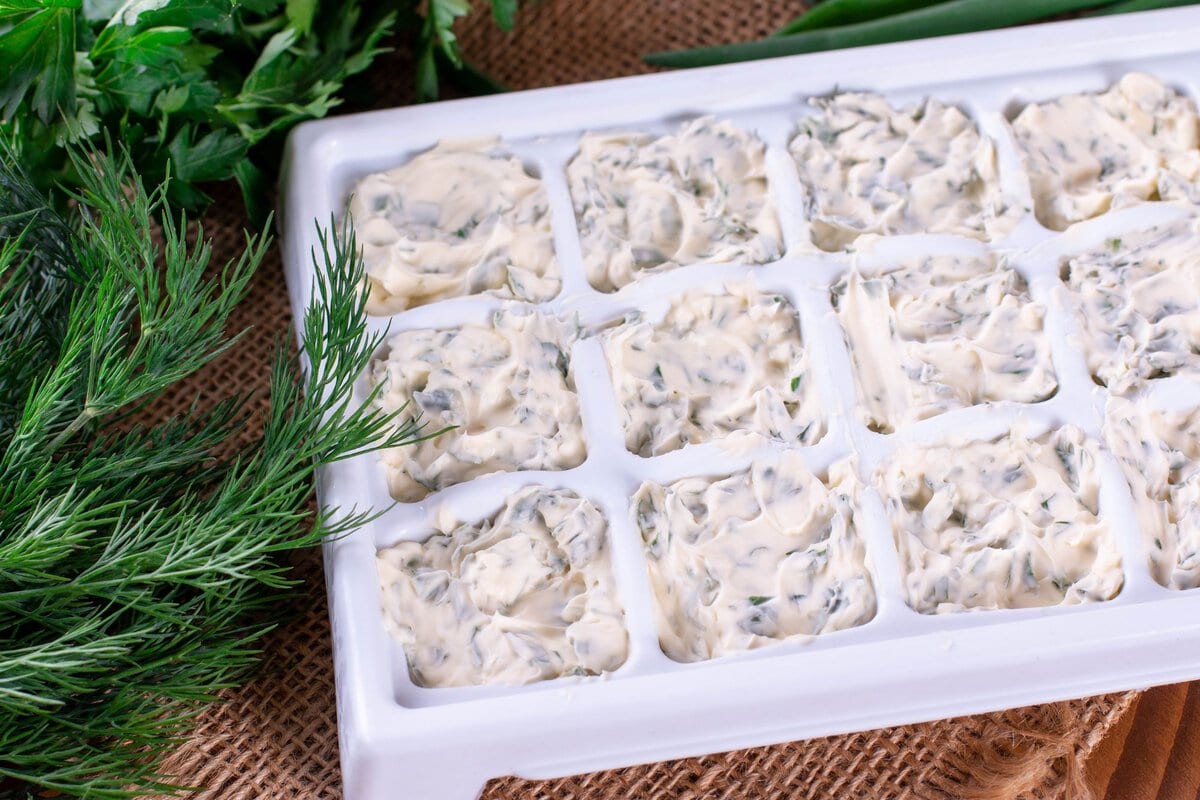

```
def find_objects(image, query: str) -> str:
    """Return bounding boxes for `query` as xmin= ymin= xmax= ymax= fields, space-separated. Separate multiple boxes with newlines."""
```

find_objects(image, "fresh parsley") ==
xmin=1 ymin=0 xmax=517 ymax=220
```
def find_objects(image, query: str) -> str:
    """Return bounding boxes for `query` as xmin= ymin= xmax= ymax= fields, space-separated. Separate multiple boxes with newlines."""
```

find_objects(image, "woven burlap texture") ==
xmin=154 ymin=2 xmax=1140 ymax=798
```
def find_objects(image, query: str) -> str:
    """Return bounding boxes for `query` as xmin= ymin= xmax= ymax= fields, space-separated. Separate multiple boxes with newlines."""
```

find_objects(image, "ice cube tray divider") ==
xmin=280 ymin=9 xmax=1200 ymax=798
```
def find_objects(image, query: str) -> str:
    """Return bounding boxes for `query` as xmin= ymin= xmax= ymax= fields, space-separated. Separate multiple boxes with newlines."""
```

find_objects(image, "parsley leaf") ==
xmin=165 ymin=126 xmax=248 ymax=206
xmin=493 ymin=0 xmax=518 ymax=31
xmin=0 ymin=0 xmax=80 ymax=122
xmin=286 ymin=0 xmax=316 ymax=34
xmin=2 ymin=0 xmax=517 ymax=220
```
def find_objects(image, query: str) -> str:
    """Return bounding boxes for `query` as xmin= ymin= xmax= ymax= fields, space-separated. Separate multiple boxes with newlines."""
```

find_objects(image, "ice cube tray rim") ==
xmin=279 ymin=9 xmax=1200 ymax=799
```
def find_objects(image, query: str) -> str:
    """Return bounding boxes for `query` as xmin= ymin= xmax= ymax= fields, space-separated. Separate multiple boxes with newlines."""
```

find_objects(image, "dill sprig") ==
xmin=0 ymin=145 xmax=424 ymax=798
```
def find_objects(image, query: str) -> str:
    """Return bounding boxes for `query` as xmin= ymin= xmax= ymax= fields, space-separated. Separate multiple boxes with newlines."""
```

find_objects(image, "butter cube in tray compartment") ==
xmin=601 ymin=285 xmax=823 ymax=456
xmin=366 ymin=309 xmax=585 ymax=502
xmin=568 ymin=117 xmax=782 ymax=292
xmin=633 ymin=454 xmax=875 ymax=663
xmin=876 ymin=426 xmax=1123 ymax=614
xmin=376 ymin=486 xmax=628 ymax=688
xmin=350 ymin=139 xmax=559 ymax=314
xmin=1061 ymin=216 xmax=1200 ymax=394
xmin=832 ymin=253 xmax=1057 ymax=433
xmin=1012 ymin=73 xmax=1200 ymax=232
xmin=1106 ymin=398 xmax=1200 ymax=591
xmin=790 ymin=92 xmax=1021 ymax=250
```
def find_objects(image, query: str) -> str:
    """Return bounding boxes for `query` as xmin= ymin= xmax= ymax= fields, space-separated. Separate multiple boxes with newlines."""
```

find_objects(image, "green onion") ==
xmin=775 ymin=0 xmax=951 ymax=36
xmin=1089 ymin=0 xmax=1199 ymax=14
xmin=646 ymin=0 xmax=1129 ymax=69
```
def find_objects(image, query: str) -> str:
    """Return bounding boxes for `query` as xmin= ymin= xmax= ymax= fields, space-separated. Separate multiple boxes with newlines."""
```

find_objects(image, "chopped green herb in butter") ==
xmin=1012 ymin=73 xmax=1200 ymax=230
xmin=377 ymin=486 xmax=627 ymax=687
xmin=633 ymin=454 xmax=875 ymax=662
xmin=350 ymin=139 xmax=559 ymax=312
xmin=368 ymin=310 xmax=586 ymax=501
xmin=1062 ymin=217 xmax=1200 ymax=394
xmin=602 ymin=284 xmax=823 ymax=455
xmin=1105 ymin=397 xmax=1200 ymax=590
xmin=876 ymin=426 xmax=1122 ymax=613
xmin=833 ymin=254 xmax=1057 ymax=432
xmin=790 ymin=93 xmax=1021 ymax=250
xmin=568 ymin=118 xmax=782 ymax=292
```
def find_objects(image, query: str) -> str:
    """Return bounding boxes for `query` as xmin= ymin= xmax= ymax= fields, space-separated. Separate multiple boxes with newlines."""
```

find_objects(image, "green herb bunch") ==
xmin=0 ymin=145 xmax=424 ymax=797
xmin=0 ymin=0 xmax=516 ymax=220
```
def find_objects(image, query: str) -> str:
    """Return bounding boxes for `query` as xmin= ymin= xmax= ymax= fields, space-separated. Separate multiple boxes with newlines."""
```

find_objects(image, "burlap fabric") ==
xmin=155 ymin=2 xmax=1140 ymax=797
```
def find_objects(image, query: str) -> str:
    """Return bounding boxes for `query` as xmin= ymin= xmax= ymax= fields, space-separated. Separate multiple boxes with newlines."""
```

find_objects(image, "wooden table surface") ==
xmin=1087 ymin=682 xmax=1200 ymax=798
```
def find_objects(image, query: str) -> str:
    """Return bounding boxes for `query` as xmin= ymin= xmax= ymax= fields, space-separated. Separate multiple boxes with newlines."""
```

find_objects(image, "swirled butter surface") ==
xmin=568 ymin=118 xmax=782 ymax=292
xmin=1105 ymin=398 xmax=1200 ymax=590
xmin=377 ymin=486 xmax=628 ymax=687
xmin=601 ymin=285 xmax=823 ymax=456
xmin=368 ymin=310 xmax=586 ymax=501
xmin=633 ymin=454 xmax=875 ymax=663
xmin=789 ymin=94 xmax=1021 ymax=250
xmin=833 ymin=254 xmax=1057 ymax=432
xmin=877 ymin=426 xmax=1123 ymax=613
xmin=349 ymin=139 xmax=559 ymax=313
xmin=1012 ymin=73 xmax=1200 ymax=231
xmin=1061 ymin=218 xmax=1200 ymax=394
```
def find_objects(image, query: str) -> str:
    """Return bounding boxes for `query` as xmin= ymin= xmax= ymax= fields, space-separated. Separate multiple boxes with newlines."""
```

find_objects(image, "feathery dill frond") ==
xmin=0 ymin=145 xmax=424 ymax=797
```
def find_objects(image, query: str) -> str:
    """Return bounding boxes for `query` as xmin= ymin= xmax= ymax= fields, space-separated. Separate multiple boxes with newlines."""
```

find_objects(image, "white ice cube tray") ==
xmin=279 ymin=9 xmax=1200 ymax=799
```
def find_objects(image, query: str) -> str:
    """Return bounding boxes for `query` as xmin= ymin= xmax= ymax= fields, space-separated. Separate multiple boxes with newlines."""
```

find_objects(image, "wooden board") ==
xmin=1088 ymin=682 xmax=1200 ymax=798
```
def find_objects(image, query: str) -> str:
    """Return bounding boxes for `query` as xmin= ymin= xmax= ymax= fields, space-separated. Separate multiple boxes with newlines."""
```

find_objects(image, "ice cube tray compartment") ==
xmin=280 ymin=11 xmax=1200 ymax=799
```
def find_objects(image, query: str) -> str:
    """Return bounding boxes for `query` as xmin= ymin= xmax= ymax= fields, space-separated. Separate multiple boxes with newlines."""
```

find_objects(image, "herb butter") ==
xmin=833 ymin=254 xmax=1057 ymax=432
xmin=368 ymin=310 xmax=586 ymax=501
xmin=633 ymin=454 xmax=875 ymax=663
xmin=349 ymin=139 xmax=559 ymax=313
xmin=1012 ymin=73 xmax=1200 ymax=231
xmin=877 ymin=426 xmax=1122 ymax=613
xmin=601 ymin=285 xmax=823 ymax=456
xmin=1061 ymin=218 xmax=1200 ymax=394
xmin=790 ymin=94 xmax=1021 ymax=250
xmin=1105 ymin=398 xmax=1200 ymax=590
xmin=568 ymin=118 xmax=782 ymax=292
xmin=377 ymin=486 xmax=628 ymax=687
